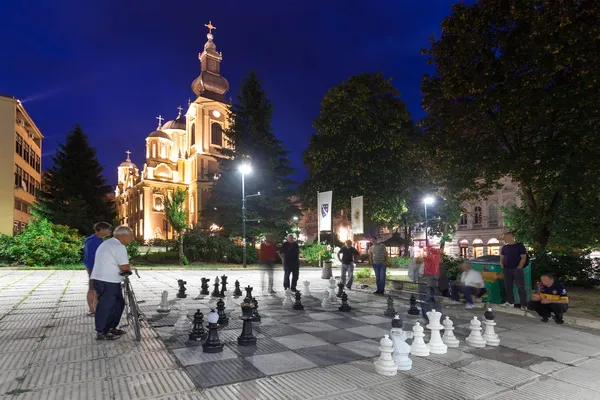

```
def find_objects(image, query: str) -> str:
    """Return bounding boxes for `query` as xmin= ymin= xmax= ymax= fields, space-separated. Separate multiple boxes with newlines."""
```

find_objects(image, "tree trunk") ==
xmin=532 ymin=227 xmax=550 ymax=253
xmin=178 ymin=232 xmax=184 ymax=266
xmin=439 ymin=240 xmax=446 ymax=254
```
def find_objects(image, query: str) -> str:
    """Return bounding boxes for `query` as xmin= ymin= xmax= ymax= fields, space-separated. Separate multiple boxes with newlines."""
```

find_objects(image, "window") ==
xmin=15 ymin=134 xmax=23 ymax=156
xmin=152 ymin=142 xmax=157 ymax=158
xmin=14 ymin=199 xmax=30 ymax=214
xmin=29 ymin=150 xmax=35 ymax=167
xmin=211 ymin=123 xmax=222 ymax=146
xmin=23 ymin=143 xmax=29 ymax=164
xmin=459 ymin=213 xmax=468 ymax=225
xmin=35 ymin=181 xmax=40 ymax=195
xmin=474 ymin=206 xmax=482 ymax=224
xmin=14 ymin=165 xmax=22 ymax=187
xmin=190 ymin=124 xmax=196 ymax=146
xmin=488 ymin=204 xmax=498 ymax=225
xmin=154 ymin=196 xmax=164 ymax=211
xmin=161 ymin=143 xmax=166 ymax=159
xmin=22 ymin=171 xmax=29 ymax=191
xmin=28 ymin=176 xmax=35 ymax=195
xmin=35 ymin=155 xmax=40 ymax=173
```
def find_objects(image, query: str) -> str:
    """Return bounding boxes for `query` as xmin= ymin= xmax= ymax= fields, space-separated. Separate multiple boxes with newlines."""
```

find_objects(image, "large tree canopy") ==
xmin=421 ymin=0 xmax=600 ymax=251
xmin=301 ymin=73 xmax=419 ymax=226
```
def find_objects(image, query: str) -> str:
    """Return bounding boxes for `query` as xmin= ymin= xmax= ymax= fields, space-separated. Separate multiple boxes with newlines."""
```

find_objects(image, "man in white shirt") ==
xmin=450 ymin=263 xmax=486 ymax=309
xmin=91 ymin=226 xmax=133 ymax=340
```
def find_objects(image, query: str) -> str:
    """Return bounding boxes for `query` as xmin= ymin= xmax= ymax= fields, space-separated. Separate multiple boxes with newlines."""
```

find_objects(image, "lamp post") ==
xmin=239 ymin=163 xmax=252 ymax=268
xmin=423 ymin=196 xmax=435 ymax=247
xmin=293 ymin=216 xmax=299 ymax=239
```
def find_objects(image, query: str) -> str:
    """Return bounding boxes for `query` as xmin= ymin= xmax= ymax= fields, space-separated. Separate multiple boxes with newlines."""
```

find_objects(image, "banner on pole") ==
xmin=317 ymin=191 xmax=333 ymax=232
xmin=351 ymin=196 xmax=364 ymax=234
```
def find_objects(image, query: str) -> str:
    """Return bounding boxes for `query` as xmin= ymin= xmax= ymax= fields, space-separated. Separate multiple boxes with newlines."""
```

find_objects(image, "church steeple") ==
xmin=191 ymin=21 xmax=230 ymax=102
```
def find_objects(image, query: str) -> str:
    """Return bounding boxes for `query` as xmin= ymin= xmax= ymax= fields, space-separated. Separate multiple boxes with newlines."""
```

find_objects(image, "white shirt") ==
xmin=90 ymin=238 xmax=129 ymax=283
xmin=460 ymin=270 xmax=484 ymax=287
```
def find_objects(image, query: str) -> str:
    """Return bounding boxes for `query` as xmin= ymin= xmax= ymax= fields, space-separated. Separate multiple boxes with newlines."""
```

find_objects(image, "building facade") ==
xmin=0 ymin=95 xmax=43 ymax=235
xmin=115 ymin=24 xmax=230 ymax=241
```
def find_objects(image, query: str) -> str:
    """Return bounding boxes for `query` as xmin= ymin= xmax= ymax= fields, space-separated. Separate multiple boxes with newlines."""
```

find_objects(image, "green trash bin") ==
xmin=466 ymin=256 xmax=532 ymax=304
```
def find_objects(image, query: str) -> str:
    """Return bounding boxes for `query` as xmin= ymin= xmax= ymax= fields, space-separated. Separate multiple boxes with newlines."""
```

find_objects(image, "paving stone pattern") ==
xmin=1 ymin=269 xmax=600 ymax=399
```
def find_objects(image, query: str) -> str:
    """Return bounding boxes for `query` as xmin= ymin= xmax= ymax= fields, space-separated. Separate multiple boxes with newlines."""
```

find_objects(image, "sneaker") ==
xmin=553 ymin=315 xmax=564 ymax=325
xmin=520 ymin=306 xmax=528 ymax=311
xmin=346 ymin=285 xmax=352 ymax=290
xmin=290 ymin=288 xmax=297 ymax=292
xmin=541 ymin=317 xmax=549 ymax=323
xmin=465 ymin=303 xmax=476 ymax=310
xmin=503 ymin=302 xmax=513 ymax=307
xmin=96 ymin=332 xmax=120 ymax=341
xmin=109 ymin=328 xmax=126 ymax=335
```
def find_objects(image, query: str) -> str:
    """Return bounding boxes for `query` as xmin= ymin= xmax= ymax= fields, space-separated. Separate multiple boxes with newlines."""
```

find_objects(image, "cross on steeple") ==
xmin=156 ymin=115 xmax=164 ymax=128
xmin=125 ymin=150 xmax=131 ymax=162
xmin=205 ymin=21 xmax=216 ymax=34
xmin=177 ymin=105 xmax=183 ymax=116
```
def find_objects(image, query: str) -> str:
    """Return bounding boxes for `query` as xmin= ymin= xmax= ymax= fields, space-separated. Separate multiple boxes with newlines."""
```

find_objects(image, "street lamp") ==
xmin=292 ymin=216 xmax=299 ymax=238
xmin=423 ymin=196 xmax=435 ymax=246
xmin=239 ymin=163 xmax=252 ymax=268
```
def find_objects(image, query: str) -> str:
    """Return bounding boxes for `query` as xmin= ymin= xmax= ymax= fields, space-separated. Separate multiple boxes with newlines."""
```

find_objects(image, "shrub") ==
xmin=389 ymin=257 xmax=410 ymax=268
xmin=355 ymin=267 xmax=372 ymax=279
xmin=442 ymin=254 xmax=465 ymax=281
xmin=0 ymin=234 xmax=14 ymax=261
xmin=134 ymin=251 xmax=179 ymax=264
xmin=301 ymin=242 xmax=332 ymax=266
xmin=532 ymin=252 xmax=600 ymax=288
xmin=125 ymin=238 xmax=141 ymax=260
xmin=183 ymin=229 xmax=257 ymax=264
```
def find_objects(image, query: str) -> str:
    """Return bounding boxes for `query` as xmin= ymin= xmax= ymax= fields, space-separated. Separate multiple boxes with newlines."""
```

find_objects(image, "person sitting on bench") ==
xmin=529 ymin=273 xmax=568 ymax=324
xmin=451 ymin=263 xmax=486 ymax=309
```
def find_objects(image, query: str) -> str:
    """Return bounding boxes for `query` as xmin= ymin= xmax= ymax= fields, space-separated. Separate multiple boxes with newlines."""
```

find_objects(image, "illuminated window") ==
xmin=488 ymin=204 xmax=498 ymax=226
xmin=211 ymin=123 xmax=222 ymax=146
xmin=190 ymin=195 xmax=195 ymax=213
xmin=152 ymin=142 xmax=157 ymax=158
xmin=459 ymin=213 xmax=467 ymax=225
xmin=474 ymin=206 xmax=482 ymax=224
xmin=191 ymin=124 xmax=196 ymax=146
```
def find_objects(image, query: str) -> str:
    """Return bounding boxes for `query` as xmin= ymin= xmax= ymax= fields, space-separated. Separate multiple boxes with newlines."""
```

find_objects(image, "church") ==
xmin=115 ymin=22 xmax=230 ymax=241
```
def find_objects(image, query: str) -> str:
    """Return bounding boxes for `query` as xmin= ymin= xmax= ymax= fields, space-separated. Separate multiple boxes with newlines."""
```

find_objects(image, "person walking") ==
xmin=259 ymin=234 xmax=277 ymax=294
xmin=528 ymin=273 xmax=569 ymax=324
xmin=338 ymin=240 xmax=358 ymax=289
xmin=280 ymin=234 xmax=300 ymax=292
xmin=500 ymin=231 xmax=529 ymax=310
xmin=91 ymin=226 xmax=133 ymax=340
xmin=369 ymin=236 xmax=388 ymax=295
xmin=83 ymin=222 xmax=112 ymax=316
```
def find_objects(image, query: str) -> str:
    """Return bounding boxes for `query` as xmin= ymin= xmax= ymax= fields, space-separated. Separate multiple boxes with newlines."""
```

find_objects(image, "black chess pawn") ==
xmin=200 ymin=278 xmax=210 ymax=295
xmin=484 ymin=307 xmax=495 ymax=321
xmin=202 ymin=310 xmax=224 ymax=353
xmin=211 ymin=278 xmax=221 ymax=298
xmin=220 ymin=275 xmax=228 ymax=297
xmin=337 ymin=282 xmax=345 ymax=298
xmin=391 ymin=314 xmax=403 ymax=329
xmin=384 ymin=296 xmax=396 ymax=317
xmin=189 ymin=309 xmax=206 ymax=341
xmin=233 ymin=280 xmax=243 ymax=297
xmin=339 ymin=292 xmax=351 ymax=312
xmin=407 ymin=294 xmax=420 ymax=316
xmin=238 ymin=303 xmax=257 ymax=346
xmin=251 ymin=297 xmax=261 ymax=322
xmin=217 ymin=298 xmax=229 ymax=325
xmin=293 ymin=291 xmax=304 ymax=310
xmin=244 ymin=285 xmax=254 ymax=303
xmin=176 ymin=279 xmax=187 ymax=298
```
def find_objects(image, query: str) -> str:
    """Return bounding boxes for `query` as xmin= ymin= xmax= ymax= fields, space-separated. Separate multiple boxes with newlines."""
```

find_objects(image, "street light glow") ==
xmin=293 ymin=216 xmax=299 ymax=221
xmin=239 ymin=163 xmax=252 ymax=175
xmin=423 ymin=196 xmax=435 ymax=205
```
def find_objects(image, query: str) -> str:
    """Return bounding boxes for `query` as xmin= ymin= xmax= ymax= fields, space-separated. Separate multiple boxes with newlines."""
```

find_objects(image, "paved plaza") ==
xmin=1 ymin=269 xmax=600 ymax=399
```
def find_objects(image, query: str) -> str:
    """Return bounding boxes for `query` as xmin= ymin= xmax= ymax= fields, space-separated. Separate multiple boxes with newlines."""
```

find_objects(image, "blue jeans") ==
xmin=372 ymin=263 xmax=386 ymax=293
xmin=451 ymin=284 xmax=487 ymax=305
xmin=94 ymin=280 xmax=125 ymax=333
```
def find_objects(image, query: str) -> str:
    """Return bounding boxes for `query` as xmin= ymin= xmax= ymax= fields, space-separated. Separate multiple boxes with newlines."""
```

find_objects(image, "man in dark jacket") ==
xmin=280 ymin=234 xmax=300 ymax=292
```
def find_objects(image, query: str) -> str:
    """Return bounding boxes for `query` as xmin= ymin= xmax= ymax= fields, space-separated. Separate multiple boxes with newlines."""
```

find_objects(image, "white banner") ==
xmin=317 ymin=191 xmax=333 ymax=232
xmin=351 ymin=196 xmax=364 ymax=234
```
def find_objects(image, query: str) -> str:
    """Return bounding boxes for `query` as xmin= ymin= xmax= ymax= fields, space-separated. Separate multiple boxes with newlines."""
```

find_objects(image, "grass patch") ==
xmin=6 ymin=389 xmax=32 ymax=395
xmin=565 ymin=286 xmax=600 ymax=319
xmin=14 ymin=377 xmax=25 ymax=383
xmin=1 ymin=263 xmax=274 ymax=270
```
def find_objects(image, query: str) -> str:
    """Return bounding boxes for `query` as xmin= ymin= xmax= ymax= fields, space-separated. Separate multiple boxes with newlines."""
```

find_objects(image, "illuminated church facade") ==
xmin=115 ymin=22 xmax=229 ymax=240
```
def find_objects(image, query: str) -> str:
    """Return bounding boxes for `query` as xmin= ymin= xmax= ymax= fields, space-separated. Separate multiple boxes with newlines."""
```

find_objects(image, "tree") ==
xmin=164 ymin=188 xmax=188 ymax=265
xmin=33 ymin=125 xmax=115 ymax=235
xmin=421 ymin=0 xmax=600 ymax=252
xmin=205 ymin=72 xmax=299 ymax=240
xmin=301 ymin=73 xmax=418 ymax=226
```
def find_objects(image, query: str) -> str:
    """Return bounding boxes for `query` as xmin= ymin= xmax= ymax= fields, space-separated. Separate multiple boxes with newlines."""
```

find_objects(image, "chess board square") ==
xmin=324 ymin=318 xmax=368 ymax=329
xmin=255 ymin=324 xmax=304 ymax=337
xmin=294 ymin=344 xmax=365 ymax=366
xmin=337 ymin=339 xmax=381 ymax=357
xmin=292 ymin=321 xmax=338 ymax=333
xmin=218 ymin=328 xmax=265 ymax=343
xmin=273 ymin=333 xmax=329 ymax=350
xmin=310 ymin=329 xmax=368 ymax=344
xmin=345 ymin=325 xmax=389 ymax=339
xmin=278 ymin=315 xmax=313 ymax=324
xmin=186 ymin=358 xmax=264 ymax=388
xmin=172 ymin=346 xmax=238 ymax=366
xmin=354 ymin=315 xmax=391 ymax=325
xmin=262 ymin=310 xmax=296 ymax=318
xmin=161 ymin=334 xmax=203 ymax=350
xmin=219 ymin=318 xmax=244 ymax=330
xmin=246 ymin=351 xmax=317 ymax=375
xmin=306 ymin=312 xmax=345 ymax=321
xmin=228 ymin=337 xmax=292 ymax=357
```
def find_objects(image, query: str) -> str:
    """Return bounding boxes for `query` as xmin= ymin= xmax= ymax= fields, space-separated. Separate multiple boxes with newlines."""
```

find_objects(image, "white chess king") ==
xmin=426 ymin=309 xmax=448 ymax=354
xmin=374 ymin=335 xmax=398 ymax=376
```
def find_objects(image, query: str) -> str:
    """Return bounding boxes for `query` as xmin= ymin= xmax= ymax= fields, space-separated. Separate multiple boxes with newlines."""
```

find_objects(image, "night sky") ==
xmin=1 ymin=0 xmax=460 ymax=185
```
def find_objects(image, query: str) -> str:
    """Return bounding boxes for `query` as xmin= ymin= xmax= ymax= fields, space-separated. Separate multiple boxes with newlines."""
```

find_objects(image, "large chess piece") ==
xmin=328 ymin=278 xmax=338 ymax=303
xmin=200 ymin=277 xmax=210 ymax=296
xmin=238 ymin=301 xmax=257 ymax=346
xmin=282 ymin=289 xmax=292 ymax=307
xmin=390 ymin=328 xmax=412 ymax=371
xmin=337 ymin=282 xmax=345 ymax=298
xmin=176 ymin=279 xmax=187 ymax=299
xmin=392 ymin=314 xmax=403 ymax=329
xmin=410 ymin=322 xmax=430 ymax=357
xmin=338 ymin=292 xmax=351 ymax=312
xmin=321 ymin=290 xmax=333 ymax=308
xmin=466 ymin=317 xmax=487 ymax=348
xmin=189 ymin=310 xmax=206 ymax=341
xmin=407 ymin=294 xmax=420 ymax=316
xmin=216 ymin=297 xmax=229 ymax=325
xmin=211 ymin=277 xmax=221 ymax=298
xmin=224 ymin=291 xmax=235 ymax=312
xmin=293 ymin=291 xmax=304 ymax=310
xmin=251 ymin=298 xmax=261 ymax=322
xmin=441 ymin=316 xmax=460 ymax=348
xmin=302 ymin=281 xmax=311 ymax=296
xmin=482 ymin=308 xmax=500 ymax=346
xmin=233 ymin=280 xmax=243 ymax=297
xmin=384 ymin=296 xmax=396 ymax=317
xmin=374 ymin=335 xmax=398 ymax=376
xmin=426 ymin=309 xmax=447 ymax=354
xmin=203 ymin=310 xmax=224 ymax=353
xmin=157 ymin=291 xmax=171 ymax=313
xmin=174 ymin=300 xmax=192 ymax=333
xmin=220 ymin=274 xmax=228 ymax=297
xmin=244 ymin=286 xmax=254 ymax=304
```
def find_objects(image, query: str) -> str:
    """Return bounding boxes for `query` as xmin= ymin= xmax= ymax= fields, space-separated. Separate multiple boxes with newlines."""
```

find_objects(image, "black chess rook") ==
xmin=200 ymin=278 xmax=210 ymax=296
xmin=244 ymin=285 xmax=254 ymax=303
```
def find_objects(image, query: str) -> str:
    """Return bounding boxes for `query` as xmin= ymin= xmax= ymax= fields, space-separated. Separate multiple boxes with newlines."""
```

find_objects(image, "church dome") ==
xmin=119 ymin=160 xmax=136 ymax=168
xmin=191 ymin=26 xmax=230 ymax=100
xmin=148 ymin=130 xmax=172 ymax=140
xmin=162 ymin=108 xmax=186 ymax=130
xmin=191 ymin=71 xmax=229 ymax=98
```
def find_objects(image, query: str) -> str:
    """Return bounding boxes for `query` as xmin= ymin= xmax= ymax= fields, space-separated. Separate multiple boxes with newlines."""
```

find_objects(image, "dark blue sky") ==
xmin=1 ymin=0 xmax=459 ymax=185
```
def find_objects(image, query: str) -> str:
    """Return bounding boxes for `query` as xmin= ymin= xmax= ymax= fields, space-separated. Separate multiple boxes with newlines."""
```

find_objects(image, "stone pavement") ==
xmin=0 ymin=269 xmax=600 ymax=399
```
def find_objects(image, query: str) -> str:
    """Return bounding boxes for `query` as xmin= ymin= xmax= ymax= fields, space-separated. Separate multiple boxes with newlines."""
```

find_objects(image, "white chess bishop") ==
xmin=303 ymin=281 xmax=311 ymax=296
xmin=390 ymin=328 xmax=412 ymax=370
xmin=466 ymin=316 xmax=487 ymax=348
xmin=442 ymin=316 xmax=460 ymax=348
xmin=426 ymin=310 xmax=448 ymax=354
xmin=374 ymin=335 xmax=398 ymax=376
xmin=410 ymin=322 xmax=430 ymax=357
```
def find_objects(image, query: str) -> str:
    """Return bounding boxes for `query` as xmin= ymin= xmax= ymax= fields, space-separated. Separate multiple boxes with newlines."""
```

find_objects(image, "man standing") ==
xmin=91 ymin=226 xmax=133 ymax=340
xmin=338 ymin=240 xmax=358 ymax=289
xmin=529 ymin=274 xmax=569 ymax=324
xmin=280 ymin=234 xmax=300 ymax=292
xmin=500 ymin=231 xmax=529 ymax=310
xmin=450 ymin=263 xmax=487 ymax=309
xmin=369 ymin=236 xmax=388 ymax=295
xmin=259 ymin=234 xmax=277 ymax=294
xmin=83 ymin=222 xmax=112 ymax=316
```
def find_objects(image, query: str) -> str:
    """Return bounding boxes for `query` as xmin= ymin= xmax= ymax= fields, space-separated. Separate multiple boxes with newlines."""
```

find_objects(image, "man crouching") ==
xmin=529 ymin=273 xmax=569 ymax=324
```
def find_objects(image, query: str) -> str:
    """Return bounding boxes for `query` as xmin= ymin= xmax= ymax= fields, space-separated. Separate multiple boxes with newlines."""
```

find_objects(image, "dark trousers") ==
xmin=529 ymin=301 xmax=568 ymax=319
xmin=283 ymin=265 xmax=299 ymax=290
xmin=372 ymin=263 xmax=386 ymax=293
xmin=451 ymin=284 xmax=487 ymax=305
xmin=503 ymin=268 xmax=528 ymax=305
xmin=94 ymin=280 xmax=125 ymax=333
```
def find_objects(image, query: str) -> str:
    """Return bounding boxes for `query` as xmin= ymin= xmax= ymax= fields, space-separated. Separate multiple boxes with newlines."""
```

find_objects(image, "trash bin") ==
xmin=466 ymin=255 xmax=532 ymax=304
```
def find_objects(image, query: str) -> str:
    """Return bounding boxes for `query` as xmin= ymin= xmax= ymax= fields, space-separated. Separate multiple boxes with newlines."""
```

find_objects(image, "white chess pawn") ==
xmin=466 ymin=316 xmax=487 ymax=348
xmin=426 ymin=309 xmax=447 ymax=354
xmin=321 ymin=290 xmax=333 ymax=308
xmin=390 ymin=328 xmax=412 ymax=371
xmin=282 ymin=289 xmax=292 ymax=307
xmin=374 ymin=335 xmax=398 ymax=376
xmin=174 ymin=300 xmax=192 ymax=333
xmin=482 ymin=308 xmax=500 ymax=346
xmin=157 ymin=291 xmax=171 ymax=313
xmin=328 ymin=278 xmax=338 ymax=303
xmin=410 ymin=322 xmax=430 ymax=357
xmin=303 ymin=281 xmax=311 ymax=296
xmin=224 ymin=291 xmax=235 ymax=312
xmin=442 ymin=316 xmax=460 ymax=348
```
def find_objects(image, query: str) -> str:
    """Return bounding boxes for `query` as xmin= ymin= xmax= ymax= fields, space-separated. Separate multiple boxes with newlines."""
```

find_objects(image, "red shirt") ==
xmin=259 ymin=241 xmax=277 ymax=262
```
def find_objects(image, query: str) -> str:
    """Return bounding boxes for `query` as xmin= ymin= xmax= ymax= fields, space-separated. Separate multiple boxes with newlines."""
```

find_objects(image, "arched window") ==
xmin=488 ymin=204 xmax=498 ymax=225
xmin=474 ymin=206 xmax=482 ymax=224
xmin=190 ymin=124 xmax=195 ymax=146
xmin=211 ymin=123 xmax=222 ymax=146
xmin=459 ymin=213 xmax=468 ymax=225
xmin=154 ymin=196 xmax=164 ymax=211
xmin=161 ymin=143 xmax=166 ymax=159
xmin=152 ymin=142 xmax=157 ymax=158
